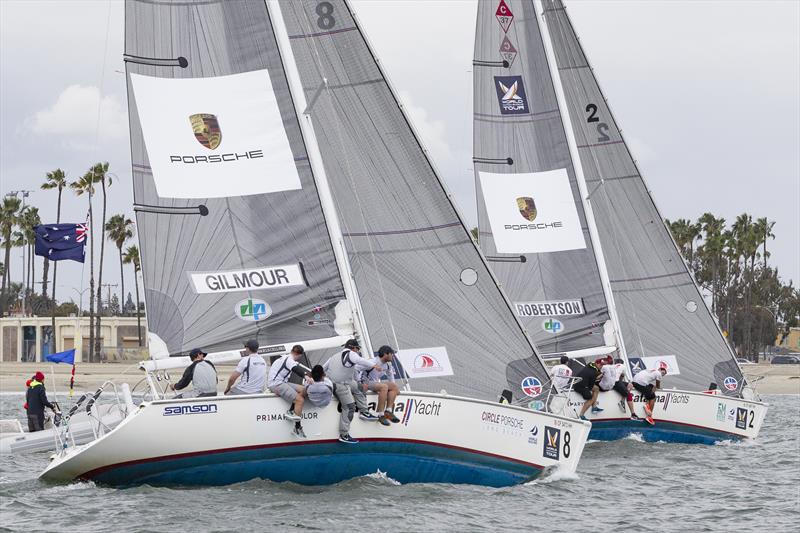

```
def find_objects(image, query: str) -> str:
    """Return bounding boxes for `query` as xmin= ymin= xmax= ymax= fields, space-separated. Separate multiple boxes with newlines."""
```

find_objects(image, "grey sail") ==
xmin=278 ymin=0 xmax=549 ymax=401
xmin=541 ymin=0 xmax=745 ymax=394
xmin=125 ymin=0 xmax=347 ymax=355
xmin=472 ymin=0 xmax=612 ymax=355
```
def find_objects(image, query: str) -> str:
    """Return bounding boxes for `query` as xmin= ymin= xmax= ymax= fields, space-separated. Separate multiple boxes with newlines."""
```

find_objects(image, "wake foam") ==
xmin=526 ymin=464 xmax=579 ymax=485
xmin=624 ymin=432 xmax=645 ymax=442
xmin=364 ymin=469 xmax=402 ymax=485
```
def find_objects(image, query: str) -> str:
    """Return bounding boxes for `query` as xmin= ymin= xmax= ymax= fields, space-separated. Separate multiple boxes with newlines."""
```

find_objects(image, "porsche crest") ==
xmin=189 ymin=113 xmax=222 ymax=150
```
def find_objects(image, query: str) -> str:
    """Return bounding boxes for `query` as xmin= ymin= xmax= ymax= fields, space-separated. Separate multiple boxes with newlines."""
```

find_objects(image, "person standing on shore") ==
xmin=25 ymin=372 xmax=57 ymax=432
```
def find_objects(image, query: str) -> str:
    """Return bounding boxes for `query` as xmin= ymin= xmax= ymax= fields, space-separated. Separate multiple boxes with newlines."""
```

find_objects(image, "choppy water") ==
xmin=1 ymin=394 xmax=798 ymax=532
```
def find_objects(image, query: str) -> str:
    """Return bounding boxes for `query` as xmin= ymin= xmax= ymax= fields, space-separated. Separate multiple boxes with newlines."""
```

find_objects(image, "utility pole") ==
xmin=102 ymin=283 xmax=118 ymax=314
xmin=5 ymin=190 xmax=33 ymax=316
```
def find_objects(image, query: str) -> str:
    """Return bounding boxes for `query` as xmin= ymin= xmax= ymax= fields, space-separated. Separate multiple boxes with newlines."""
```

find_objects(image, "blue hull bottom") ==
xmin=87 ymin=439 xmax=543 ymax=488
xmin=588 ymin=419 xmax=744 ymax=445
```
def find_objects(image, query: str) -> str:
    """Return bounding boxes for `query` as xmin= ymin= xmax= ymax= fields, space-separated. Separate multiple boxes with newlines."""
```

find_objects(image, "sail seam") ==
xmin=611 ymin=271 xmax=686 ymax=283
xmin=577 ymin=140 xmax=625 ymax=149
xmin=289 ymin=27 xmax=357 ymax=40
xmin=343 ymin=221 xmax=461 ymax=237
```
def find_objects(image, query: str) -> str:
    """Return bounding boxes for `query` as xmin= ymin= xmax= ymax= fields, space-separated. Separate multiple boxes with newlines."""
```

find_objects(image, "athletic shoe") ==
xmin=339 ymin=433 xmax=359 ymax=444
xmin=292 ymin=424 xmax=307 ymax=439
xmin=644 ymin=405 xmax=653 ymax=417
xmin=591 ymin=405 xmax=604 ymax=413
xmin=618 ymin=399 xmax=626 ymax=412
xmin=384 ymin=411 xmax=400 ymax=423
xmin=580 ymin=415 xmax=588 ymax=421
xmin=645 ymin=416 xmax=655 ymax=426
xmin=284 ymin=410 xmax=301 ymax=422
xmin=630 ymin=414 xmax=641 ymax=421
xmin=359 ymin=411 xmax=379 ymax=421
xmin=378 ymin=415 xmax=391 ymax=426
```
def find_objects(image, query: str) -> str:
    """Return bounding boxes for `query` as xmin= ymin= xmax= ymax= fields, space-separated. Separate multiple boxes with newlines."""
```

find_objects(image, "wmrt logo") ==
xmin=163 ymin=404 xmax=218 ymax=416
xmin=528 ymin=425 xmax=539 ymax=445
xmin=235 ymin=298 xmax=272 ymax=322
xmin=414 ymin=354 xmax=442 ymax=373
xmin=736 ymin=407 xmax=748 ymax=430
xmin=723 ymin=376 xmax=738 ymax=391
xmin=516 ymin=197 xmax=537 ymax=222
xmin=521 ymin=376 xmax=543 ymax=398
xmin=190 ymin=113 xmax=222 ymax=150
xmin=543 ymin=426 xmax=560 ymax=460
xmin=494 ymin=76 xmax=529 ymax=115
xmin=542 ymin=318 xmax=563 ymax=334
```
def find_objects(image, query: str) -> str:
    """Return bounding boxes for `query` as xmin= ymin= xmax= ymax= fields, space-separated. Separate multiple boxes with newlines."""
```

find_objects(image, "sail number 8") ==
xmin=316 ymin=2 xmax=335 ymax=30
xmin=563 ymin=431 xmax=571 ymax=458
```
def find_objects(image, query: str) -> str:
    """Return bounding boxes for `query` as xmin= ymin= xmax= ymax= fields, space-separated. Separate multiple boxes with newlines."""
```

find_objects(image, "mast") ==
xmin=266 ymin=0 xmax=373 ymax=354
xmin=533 ymin=0 xmax=630 ymax=374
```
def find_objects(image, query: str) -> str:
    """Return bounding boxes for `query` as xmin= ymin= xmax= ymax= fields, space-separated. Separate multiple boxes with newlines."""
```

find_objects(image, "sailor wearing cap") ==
xmin=268 ymin=344 xmax=313 ymax=439
xmin=171 ymin=348 xmax=218 ymax=398
xmin=323 ymin=339 xmax=383 ymax=443
xmin=359 ymin=345 xmax=401 ymax=426
xmin=225 ymin=340 xmax=267 ymax=396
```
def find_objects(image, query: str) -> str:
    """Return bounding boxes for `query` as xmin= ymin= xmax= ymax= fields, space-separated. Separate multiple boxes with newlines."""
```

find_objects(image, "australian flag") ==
xmin=34 ymin=223 xmax=88 ymax=263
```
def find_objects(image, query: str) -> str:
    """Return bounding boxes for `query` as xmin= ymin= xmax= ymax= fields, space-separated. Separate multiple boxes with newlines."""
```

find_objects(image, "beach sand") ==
xmin=1 ymin=360 xmax=797 ymax=395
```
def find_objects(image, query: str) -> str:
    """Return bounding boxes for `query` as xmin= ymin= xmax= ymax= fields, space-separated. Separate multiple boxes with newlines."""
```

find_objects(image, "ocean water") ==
xmin=1 ymin=394 xmax=798 ymax=533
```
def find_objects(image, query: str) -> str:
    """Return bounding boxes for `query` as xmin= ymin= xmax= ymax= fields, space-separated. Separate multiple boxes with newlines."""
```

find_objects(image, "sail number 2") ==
xmin=316 ymin=1 xmax=336 ymax=30
xmin=585 ymin=103 xmax=610 ymax=143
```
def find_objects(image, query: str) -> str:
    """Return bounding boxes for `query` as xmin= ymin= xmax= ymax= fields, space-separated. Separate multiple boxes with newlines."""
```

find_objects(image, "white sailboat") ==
xmin=40 ymin=0 xmax=590 ymax=487
xmin=472 ymin=0 xmax=767 ymax=443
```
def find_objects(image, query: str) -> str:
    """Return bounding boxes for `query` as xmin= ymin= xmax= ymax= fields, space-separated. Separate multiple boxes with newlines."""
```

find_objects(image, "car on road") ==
xmin=770 ymin=355 xmax=800 ymax=364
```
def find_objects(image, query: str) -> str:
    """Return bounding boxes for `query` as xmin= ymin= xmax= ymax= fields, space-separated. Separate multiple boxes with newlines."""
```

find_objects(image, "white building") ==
xmin=0 ymin=316 xmax=147 ymax=363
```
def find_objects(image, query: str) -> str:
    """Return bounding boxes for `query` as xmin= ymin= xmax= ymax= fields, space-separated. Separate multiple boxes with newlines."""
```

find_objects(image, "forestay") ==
xmin=541 ymin=0 xmax=745 ymax=394
xmin=278 ymin=0 xmax=550 ymax=401
xmin=125 ymin=0 xmax=347 ymax=355
xmin=472 ymin=0 xmax=612 ymax=355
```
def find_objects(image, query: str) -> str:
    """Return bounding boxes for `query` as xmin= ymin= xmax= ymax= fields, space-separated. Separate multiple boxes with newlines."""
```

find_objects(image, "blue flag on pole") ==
xmin=45 ymin=349 xmax=76 ymax=365
xmin=34 ymin=224 xmax=88 ymax=263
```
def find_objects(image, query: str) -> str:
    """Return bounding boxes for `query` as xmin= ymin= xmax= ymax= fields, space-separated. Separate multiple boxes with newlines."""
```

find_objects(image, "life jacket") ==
xmin=23 ymin=379 xmax=43 ymax=409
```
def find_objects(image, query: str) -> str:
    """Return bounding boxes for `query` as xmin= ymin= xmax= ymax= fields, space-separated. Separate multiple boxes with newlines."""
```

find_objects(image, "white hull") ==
xmin=40 ymin=392 xmax=591 ymax=487
xmin=549 ymin=388 xmax=768 ymax=443
xmin=1 ymin=404 xmax=126 ymax=455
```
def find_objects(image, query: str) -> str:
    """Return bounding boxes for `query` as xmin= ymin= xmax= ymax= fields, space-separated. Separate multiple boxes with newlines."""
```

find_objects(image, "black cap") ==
xmin=343 ymin=339 xmax=360 ymax=349
xmin=291 ymin=344 xmax=305 ymax=354
xmin=378 ymin=345 xmax=395 ymax=356
xmin=244 ymin=339 xmax=259 ymax=352
xmin=189 ymin=348 xmax=207 ymax=358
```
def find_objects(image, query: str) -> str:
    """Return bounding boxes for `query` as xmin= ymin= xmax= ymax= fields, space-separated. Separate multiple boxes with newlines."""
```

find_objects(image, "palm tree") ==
xmin=699 ymin=213 xmax=726 ymax=314
xmin=0 ymin=196 xmax=22 ymax=315
xmin=41 ymin=169 xmax=68 ymax=299
xmin=754 ymin=217 xmax=775 ymax=270
xmin=122 ymin=245 xmax=142 ymax=345
xmin=89 ymin=162 xmax=112 ymax=358
xmin=71 ymin=172 xmax=97 ymax=361
xmin=18 ymin=206 xmax=41 ymax=315
xmin=105 ymin=214 xmax=134 ymax=316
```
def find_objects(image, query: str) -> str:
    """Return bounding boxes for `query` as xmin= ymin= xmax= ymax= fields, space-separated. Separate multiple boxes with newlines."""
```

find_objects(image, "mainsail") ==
xmin=277 ymin=0 xmax=550 ymax=401
xmin=539 ymin=0 xmax=745 ymax=395
xmin=125 ymin=1 xmax=350 ymax=356
xmin=472 ymin=0 xmax=614 ymax=356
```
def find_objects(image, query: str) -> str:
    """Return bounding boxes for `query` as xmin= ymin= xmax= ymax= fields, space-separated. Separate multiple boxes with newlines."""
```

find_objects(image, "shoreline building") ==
xmin=0 ymin=316 xmax=147 ymax=363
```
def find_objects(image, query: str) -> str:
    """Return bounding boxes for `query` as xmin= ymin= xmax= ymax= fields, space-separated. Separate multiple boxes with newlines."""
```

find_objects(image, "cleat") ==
xmin=338 ymin=433 xmax=359 ymax=444
xmin=591 ymin=405 xmax=604 ymax=413
xmin=385 ymin=411 xmax=400 ymax=423
xmin=359 ymin=411 xmax=379 ymax=421
xmin=378 ymin=415 xmax=391 ymax=426
xmin=284 ymin=410 xmax=301 ymax=422
xmin=292 ymin=424 xmax=307 ymax=439
xmin=645 ymin=416 xmax=655 ymax=426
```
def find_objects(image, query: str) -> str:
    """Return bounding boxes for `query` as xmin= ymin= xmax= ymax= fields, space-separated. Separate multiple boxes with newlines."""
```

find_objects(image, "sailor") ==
xmin=267 ymin=345 xmax=313 ymax=439
xmin=305 ymin=365 xmax=334 ymax=408
xmin=224 ymin=340 xmax=267 ymax=396
xmin=25 ymin=371 xmax=57 ymax=432
xmin=323 ymin=338 xmax=382 ymax=443
xmin=549 ymin=355 xmax=573 ymax=393
xmin=170 ymin=348 xmax=218 ymax=398
xmin=359 ymin=345 xmax=401 ymax=426
xmin=573 ymin=359 xmax=604 ymax=420
xmin=598 ymin=356 xmax=635 ymax=416
xmin=632 ymin=362 xmax=667 ymax=425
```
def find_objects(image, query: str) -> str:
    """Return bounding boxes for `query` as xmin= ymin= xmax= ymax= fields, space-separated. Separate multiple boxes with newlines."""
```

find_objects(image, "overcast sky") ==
xmin=1 ymin=0 xmax=798 ymax=309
